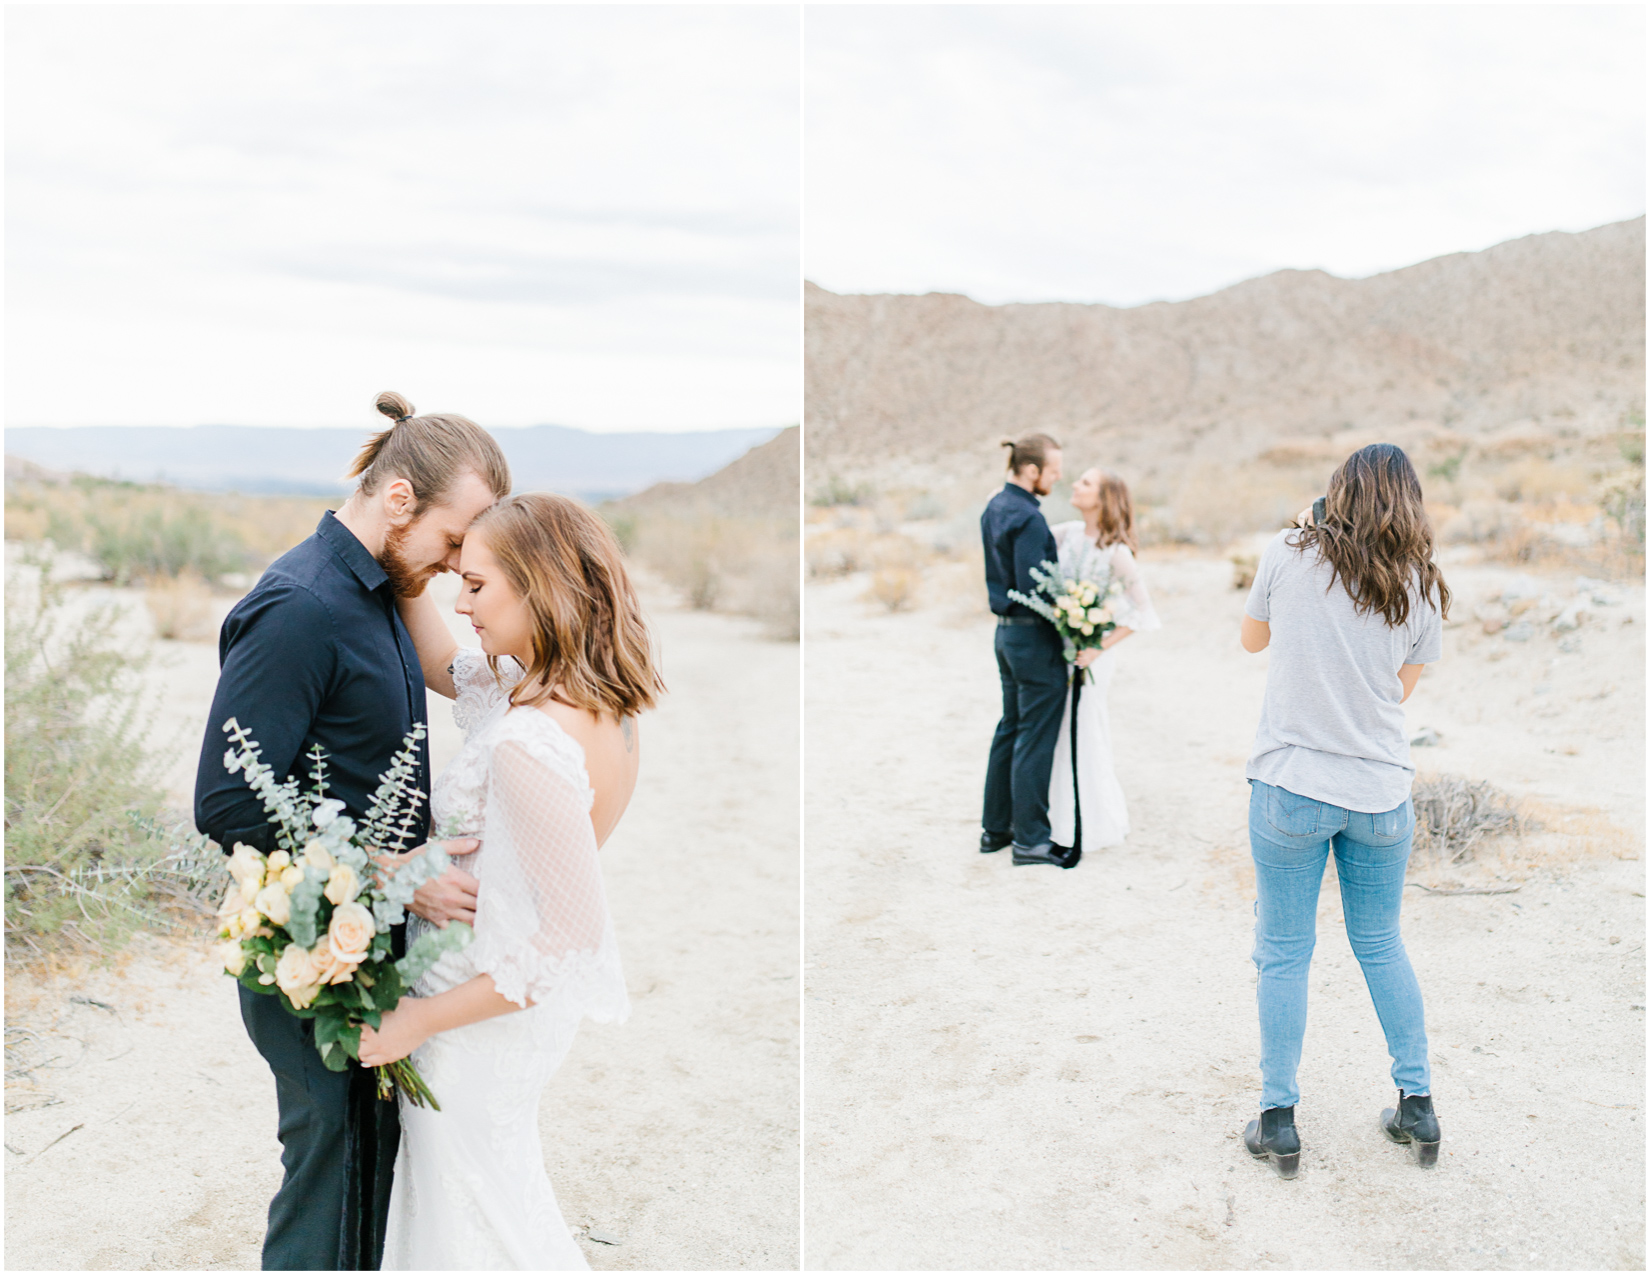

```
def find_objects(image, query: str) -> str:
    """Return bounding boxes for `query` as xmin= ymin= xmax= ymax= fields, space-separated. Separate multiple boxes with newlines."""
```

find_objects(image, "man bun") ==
xmin=375 ymin=390 xmax=415 ymax=423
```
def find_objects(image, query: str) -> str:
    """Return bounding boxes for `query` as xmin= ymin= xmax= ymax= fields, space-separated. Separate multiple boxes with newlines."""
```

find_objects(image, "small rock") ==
xmin=1558 ymin=635 xmax=1582 ymax=653
xmin=585 ymin=1230 xmax=625 ymax=1246
xmin=1410 ymin=726 xmax=1442 ymax=747
xmin=1504 ymin=621 xmax=1535 ymax=643
xmin=1610 ymin=936 xmax=1621 ymax=945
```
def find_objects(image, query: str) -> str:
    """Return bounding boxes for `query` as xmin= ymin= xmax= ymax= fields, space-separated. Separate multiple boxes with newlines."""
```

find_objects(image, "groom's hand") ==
xmin=408 ymin=841 xmax=481 ymax=928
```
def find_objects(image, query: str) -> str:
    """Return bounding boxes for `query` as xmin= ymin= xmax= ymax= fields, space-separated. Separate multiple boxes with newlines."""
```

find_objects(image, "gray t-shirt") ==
xmin=1244 ymin=529 xmax=1443 ymax=813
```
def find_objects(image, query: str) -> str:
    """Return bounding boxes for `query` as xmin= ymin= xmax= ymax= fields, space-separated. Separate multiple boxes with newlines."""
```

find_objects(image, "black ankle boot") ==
xmin=1243 ymin=1105 xmax=1300 ymax=1179
xmin=1380 ymin=1090 xmax=1440 ymax=1167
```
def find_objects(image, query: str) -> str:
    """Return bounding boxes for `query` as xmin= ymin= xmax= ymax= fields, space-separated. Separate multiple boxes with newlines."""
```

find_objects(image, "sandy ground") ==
xmin=6 ymin=573 xmax=800 ymax=1270
xmin=803 ymin=549 xmax=1645 ymax=1271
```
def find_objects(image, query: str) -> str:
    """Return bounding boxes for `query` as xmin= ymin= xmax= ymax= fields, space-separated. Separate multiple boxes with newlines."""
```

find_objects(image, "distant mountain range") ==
xmin=806 ymin=218 xmax=1645 ymax=481
xmin=2 ymin=423 xmax=783 ymax=503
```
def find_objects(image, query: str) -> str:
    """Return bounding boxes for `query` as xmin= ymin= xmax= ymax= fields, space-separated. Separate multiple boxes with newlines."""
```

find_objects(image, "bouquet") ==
xmin=213 ymin=717 xmax=473 ymax=1109
xmin=1008 ymin=560 xmax=1126 ymax=683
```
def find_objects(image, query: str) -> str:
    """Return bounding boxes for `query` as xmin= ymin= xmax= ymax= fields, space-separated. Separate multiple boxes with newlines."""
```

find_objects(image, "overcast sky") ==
xmin=7 ymin=6 xmax=799 ymax=430
xmin=805 ymin=4 xmax=1645 ymax=306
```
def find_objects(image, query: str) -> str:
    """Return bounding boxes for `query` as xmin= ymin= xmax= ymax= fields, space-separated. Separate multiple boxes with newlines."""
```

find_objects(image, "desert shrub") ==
xmin=1169 ymin=464 xmax=1318 ymax=546
xmin=811 ymin=474 xmax=874 ymax=507
xmin=867 ymin=566 xmax=920 ymax=612
xmin=143 ymin=568 xmax=216 ymax=641
xmin=1411 ymin=774 xmax=1527 ymax=865
xmin=623 ymin=510 xmax=799 ymax=638
xmin=6 ymin=473 xmax=330 ymax=584
xmin=5 ymin=563 xmax=222 ymax=957
xmin=806 ymin=527 xmax=872 ymax=578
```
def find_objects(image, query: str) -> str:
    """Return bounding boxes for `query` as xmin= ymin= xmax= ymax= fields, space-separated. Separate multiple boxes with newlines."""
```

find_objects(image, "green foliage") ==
xmin=4 ymin=562 xmax=220 ymax=954
xmin=6 ymin=472 xmax=331 ymax=584
xmin=811 ymin=475 xmax=874 ymax=507
xmin=1426 ymin=452 xmax=1465 ymax=483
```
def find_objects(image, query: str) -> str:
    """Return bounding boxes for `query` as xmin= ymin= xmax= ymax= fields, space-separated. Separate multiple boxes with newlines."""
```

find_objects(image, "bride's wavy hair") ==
xmin=1091 ymin=469 xmax=1138 ymax=553
xmin=1293 ymin=443 xmax=1451 ymax=628
xmin=470 ymin=493 xmax=664 ymax=718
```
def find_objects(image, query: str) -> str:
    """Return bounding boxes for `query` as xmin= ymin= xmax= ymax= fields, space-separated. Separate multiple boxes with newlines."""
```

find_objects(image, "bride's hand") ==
xmin=359 ymin=1002 xmax=429 ymax=1067
xmin=1074 ymin=648 xmax=1100 ymax=668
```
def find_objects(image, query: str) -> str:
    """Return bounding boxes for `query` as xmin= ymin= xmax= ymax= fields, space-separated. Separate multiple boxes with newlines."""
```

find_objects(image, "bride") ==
xmin=359 ymin=492 xmax=664 ymax=1270
xmin=1047 ymin=468 xmax=1159 ymax=855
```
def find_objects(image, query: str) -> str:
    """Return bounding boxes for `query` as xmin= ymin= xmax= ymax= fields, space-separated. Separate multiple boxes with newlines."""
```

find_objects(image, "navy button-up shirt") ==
xmin=981 ymin=482 xmax=1059 ymax=617
xmin=194 ymin=512 xmax=430 ymax=854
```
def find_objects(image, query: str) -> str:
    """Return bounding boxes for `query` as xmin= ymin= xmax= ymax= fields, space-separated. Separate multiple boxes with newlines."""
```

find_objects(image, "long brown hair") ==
xmin=1293 ymin=443 xmax=1451 ymax=627
xmin=1092 ymin=469 xmax=1137 ymax=553
xmin=471 ymin=492 xmax=664 ymax=718
xmin=350 ymin=391 xmax=512 ymax=514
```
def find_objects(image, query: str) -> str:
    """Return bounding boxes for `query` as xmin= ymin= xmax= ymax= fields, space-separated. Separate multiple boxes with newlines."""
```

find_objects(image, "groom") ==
xmin=979 ymin=432 xmax=1078 ymax=869
xmin=194 ymin=402 xmax=511 ymax=1270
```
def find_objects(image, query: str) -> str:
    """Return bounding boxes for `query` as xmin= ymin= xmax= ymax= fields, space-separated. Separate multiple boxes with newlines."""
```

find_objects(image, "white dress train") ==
xmin=382 ymin=648 xmax=629 ymax=1271
xmin=1046 ymin=526 xmax=1160 ymax=853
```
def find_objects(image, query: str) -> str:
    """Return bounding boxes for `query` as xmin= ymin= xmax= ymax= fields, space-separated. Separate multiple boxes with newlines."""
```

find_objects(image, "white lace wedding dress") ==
xmin=382 ymin=648 xmax=629 ymax=1271
xmin=1047 ymin=524 xmax=1160 ymax=853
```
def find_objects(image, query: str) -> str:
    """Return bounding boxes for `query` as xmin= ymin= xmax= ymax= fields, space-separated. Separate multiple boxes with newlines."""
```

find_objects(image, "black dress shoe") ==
xmin=1243 ymin=1105 xmax=1301 ymax=1179
xmin=1380 ymin=1091 xmax=1440 ymax=1168
xmin=1011 ymin=842 xmax=1077 ymax=868
xmin=1053 ymin=843 xmax=1082 ymax=869
xmin=979 ymin=830 xmax=1013 ymax=854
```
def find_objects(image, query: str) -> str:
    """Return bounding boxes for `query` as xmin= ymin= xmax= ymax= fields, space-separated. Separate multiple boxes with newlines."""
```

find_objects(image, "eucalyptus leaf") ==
xmin=395 ymin=921 xmax=474 ymax=985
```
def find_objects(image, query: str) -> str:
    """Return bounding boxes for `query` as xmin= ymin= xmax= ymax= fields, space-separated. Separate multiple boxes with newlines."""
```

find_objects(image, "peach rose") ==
xmin=280 ymin=865 xmax=306 ymax=889
xmin=308 ymin=940 xmax=358 ymax=986
xmin=266 ymin=850 xmax=291 ymax=872
xmin=327 ymin=901 xmax=375 ymax=966
xmin=302 ymin=841 xmax=335 ymax=873
xmin=274 ymin=943 xmax=321 ymax=1009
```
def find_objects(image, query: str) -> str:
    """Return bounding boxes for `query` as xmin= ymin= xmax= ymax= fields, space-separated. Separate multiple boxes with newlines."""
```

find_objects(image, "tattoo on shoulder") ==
xmin=621 ymin=716 xmax=634 ymax=753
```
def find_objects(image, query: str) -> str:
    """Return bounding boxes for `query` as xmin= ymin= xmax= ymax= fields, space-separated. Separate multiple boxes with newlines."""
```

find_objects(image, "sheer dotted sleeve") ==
xmin=450 ymin=647 xmax=525 ymax=739
xmin=1108 ymin=543 xmax=1161 ymax=633
xmin=465 ymin=711 xmax=628 ymax=1022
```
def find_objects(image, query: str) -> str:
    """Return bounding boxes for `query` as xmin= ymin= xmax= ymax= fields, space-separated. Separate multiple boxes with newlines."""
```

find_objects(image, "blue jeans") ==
xmin=1249 ymin=780 xmax=1431 ymax=1111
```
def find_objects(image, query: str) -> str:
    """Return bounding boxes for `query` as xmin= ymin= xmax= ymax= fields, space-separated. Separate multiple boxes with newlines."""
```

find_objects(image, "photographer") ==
xmin=1238 ymin=443 xmax=1450 ymax=1178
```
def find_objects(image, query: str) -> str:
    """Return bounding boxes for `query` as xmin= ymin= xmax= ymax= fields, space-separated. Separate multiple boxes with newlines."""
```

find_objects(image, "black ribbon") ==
xmin=1069 ymin=665 xmax=1083 ymax=855
xmin=339 ymin=1061 xmax=397 ymax=1269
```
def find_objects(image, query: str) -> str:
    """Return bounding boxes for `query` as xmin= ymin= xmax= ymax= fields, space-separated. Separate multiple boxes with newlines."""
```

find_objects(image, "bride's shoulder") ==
xmin=1049 ymin=519 xmax=1084 ymax=541
xmin=490 ymin=700 xmax=591 ymax=790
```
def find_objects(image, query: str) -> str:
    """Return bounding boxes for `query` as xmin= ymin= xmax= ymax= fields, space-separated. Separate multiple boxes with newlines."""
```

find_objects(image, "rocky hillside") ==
xmin=805 ymin=218 xmax=1645 ymax=491
xmin=614 ymin=425 xmax=798 ymax=520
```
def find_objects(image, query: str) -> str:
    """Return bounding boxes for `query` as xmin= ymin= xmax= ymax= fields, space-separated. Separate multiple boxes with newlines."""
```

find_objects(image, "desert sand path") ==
xmin=804 ymin=552 xmax=1643 ymax=1270
xmin=5 ymin=580 xmax=799 ymax=1270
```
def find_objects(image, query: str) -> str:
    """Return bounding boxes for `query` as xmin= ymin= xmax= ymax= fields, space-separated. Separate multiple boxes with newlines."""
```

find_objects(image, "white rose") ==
xmin=227 ymin=843 xmax=266 ymax=895
xmin=218 ymin=940 xmax=249 ymax=977
xmin=280 ymin=865 xmax=306 ymax=889
xmin=266 ymin=850 xmax=291 ymax=872
xmin=1080 ymin=623 xmax=1094 ymax=635
xmin=253 ymin=881 xmax=292 ymax=927
xmin=324 ymin=864 xmax=361 ymax=907
xmin=302 ymin=841 xmax=335 ymax=873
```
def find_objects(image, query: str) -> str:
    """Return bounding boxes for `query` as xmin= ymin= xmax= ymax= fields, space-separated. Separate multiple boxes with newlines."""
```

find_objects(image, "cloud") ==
xmin=805 ymin=5 xmax=1645 ymax=306
xmin=5 ymin=5 xmax=800 ymax=429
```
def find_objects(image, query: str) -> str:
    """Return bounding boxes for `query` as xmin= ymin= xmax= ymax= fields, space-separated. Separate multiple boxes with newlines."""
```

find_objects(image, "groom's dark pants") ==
xmin=240 ymin=986 xmax=398 ymax=1270
xmin=983 ymin=618 xmax=1067 ymax=848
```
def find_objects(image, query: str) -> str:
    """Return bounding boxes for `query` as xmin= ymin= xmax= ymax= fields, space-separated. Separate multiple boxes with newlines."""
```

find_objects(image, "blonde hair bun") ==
xmin=375 ymin=390 xmax=415 ymax=423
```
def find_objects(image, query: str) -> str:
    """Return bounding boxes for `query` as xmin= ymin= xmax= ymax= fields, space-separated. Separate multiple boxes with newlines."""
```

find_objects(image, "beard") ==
xmin=379 ymin=522 xmax=440 ymax=599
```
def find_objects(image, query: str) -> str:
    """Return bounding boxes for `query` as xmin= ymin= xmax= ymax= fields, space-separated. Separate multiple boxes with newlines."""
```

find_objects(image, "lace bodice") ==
xmin=1050 ymin=522 xmax=1162 ymax=633
xmin=412 ymin=647 xmax=627 ymax=1025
